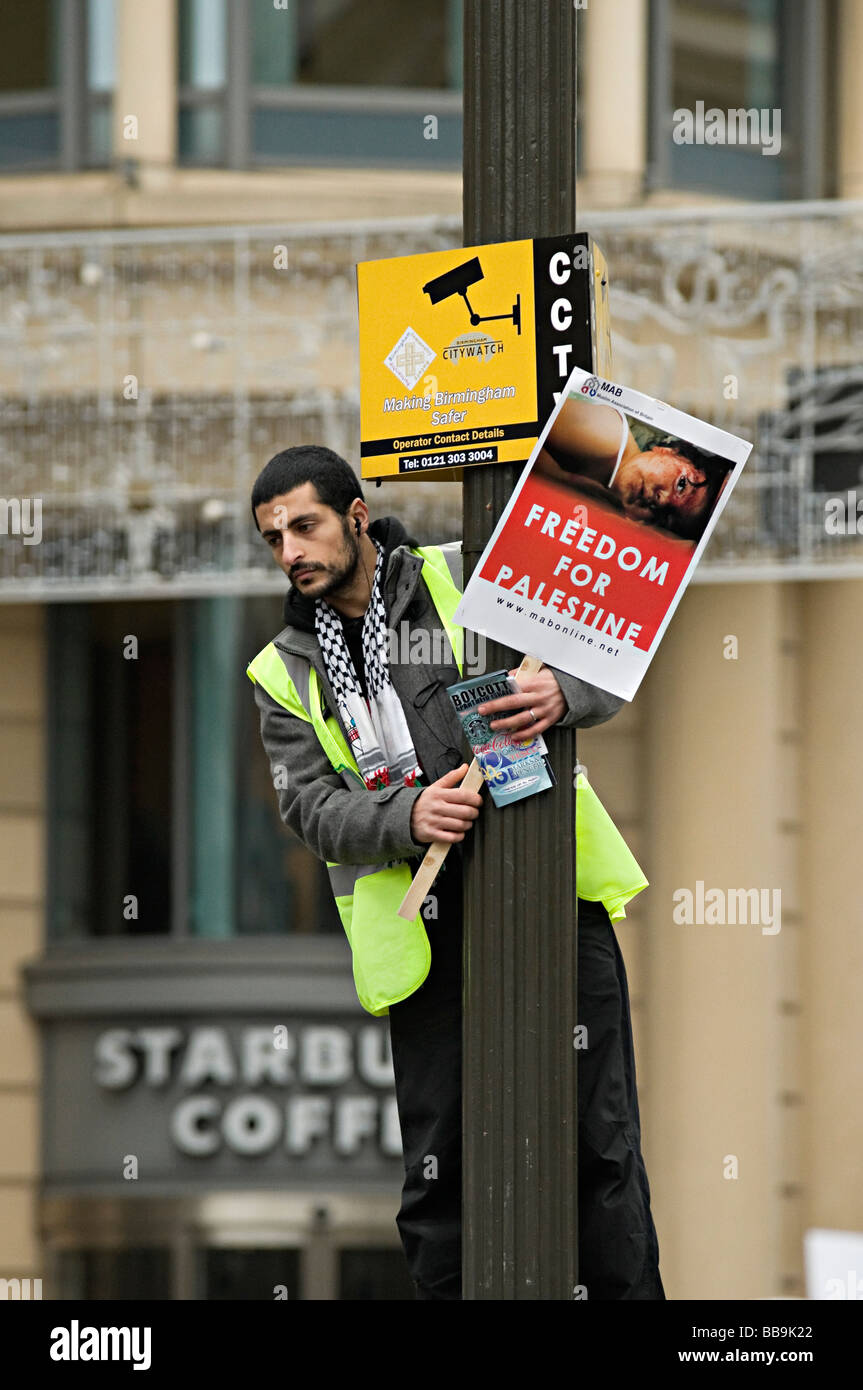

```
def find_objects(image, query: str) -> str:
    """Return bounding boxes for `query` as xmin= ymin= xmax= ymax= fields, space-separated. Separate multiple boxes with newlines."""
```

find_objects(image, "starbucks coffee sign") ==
xmin=93 ymin=1022 xmax=402 ymax=1160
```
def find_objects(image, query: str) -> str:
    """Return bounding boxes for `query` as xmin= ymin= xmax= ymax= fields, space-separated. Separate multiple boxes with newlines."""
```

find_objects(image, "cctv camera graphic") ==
xmin=422 ymin=257 xmax=521 ymax=335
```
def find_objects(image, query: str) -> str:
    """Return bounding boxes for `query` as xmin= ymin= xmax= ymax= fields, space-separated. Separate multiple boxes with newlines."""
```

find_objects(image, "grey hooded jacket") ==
xmin=250 ymin=516 xmax=624 ymax=869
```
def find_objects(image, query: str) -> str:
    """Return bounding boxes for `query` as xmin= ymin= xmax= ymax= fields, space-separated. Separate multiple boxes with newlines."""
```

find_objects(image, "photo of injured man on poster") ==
xmin=455 ymin=367 xmax=753 ymax=701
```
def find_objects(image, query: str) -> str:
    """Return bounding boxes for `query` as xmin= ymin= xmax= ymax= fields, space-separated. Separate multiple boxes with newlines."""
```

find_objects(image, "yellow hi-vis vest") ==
xmin=246 ymin=544 xmax=648 ymax=1017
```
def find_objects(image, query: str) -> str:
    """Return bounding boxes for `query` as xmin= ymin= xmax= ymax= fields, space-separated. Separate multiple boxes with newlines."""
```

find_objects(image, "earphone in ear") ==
xmin=356 ymin=512 xmax=373 ymax=601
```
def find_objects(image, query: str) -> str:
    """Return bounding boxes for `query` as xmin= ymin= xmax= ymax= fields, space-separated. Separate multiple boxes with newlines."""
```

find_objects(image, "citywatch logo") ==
xmin=384 ymin=327 xmax=436 ymax=391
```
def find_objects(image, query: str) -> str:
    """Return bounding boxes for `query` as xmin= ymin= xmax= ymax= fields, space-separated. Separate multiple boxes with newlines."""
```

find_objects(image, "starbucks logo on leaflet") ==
xmin=463 ymin=712 xmax=490 ymax=745
xmin=384 ymin=327 xmax=436 ymax=390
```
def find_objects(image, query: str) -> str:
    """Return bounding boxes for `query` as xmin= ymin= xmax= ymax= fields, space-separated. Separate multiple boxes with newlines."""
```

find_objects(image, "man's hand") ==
xmin=477 ymin=668 xmax=566 ymax=743
xmin=410 ymin=763 xmax=483 ymax=844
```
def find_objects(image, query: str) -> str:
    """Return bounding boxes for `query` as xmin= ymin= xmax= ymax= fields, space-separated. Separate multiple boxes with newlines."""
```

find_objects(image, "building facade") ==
xmin=1 ymin=0 xmax=862 ymax=1299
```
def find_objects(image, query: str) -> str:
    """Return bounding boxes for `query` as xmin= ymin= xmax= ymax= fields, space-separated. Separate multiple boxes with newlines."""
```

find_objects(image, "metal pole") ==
xmin=462 ymin=1 xmax=580 ymax=1299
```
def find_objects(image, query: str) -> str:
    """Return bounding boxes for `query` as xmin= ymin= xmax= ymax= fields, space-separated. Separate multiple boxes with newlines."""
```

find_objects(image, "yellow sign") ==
xmin=357 ymin=235 xmax=603 ymax=479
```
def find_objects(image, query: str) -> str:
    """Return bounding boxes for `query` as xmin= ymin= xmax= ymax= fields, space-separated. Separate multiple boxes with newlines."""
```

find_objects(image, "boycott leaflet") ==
xmin=454 ymin=366 xmax=753 ymax=701
xmin=446 ymin=670 xmax=555 ymax=806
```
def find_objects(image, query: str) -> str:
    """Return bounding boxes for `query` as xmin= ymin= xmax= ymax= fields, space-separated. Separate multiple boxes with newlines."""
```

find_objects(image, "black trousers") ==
xmin=387 ymin=866 xmax=665 ymax=1301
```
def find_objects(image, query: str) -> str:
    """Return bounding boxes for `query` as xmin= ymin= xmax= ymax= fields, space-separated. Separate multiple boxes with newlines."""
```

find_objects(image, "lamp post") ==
xmin=461 ymin=0 xmax=582 ymax=1299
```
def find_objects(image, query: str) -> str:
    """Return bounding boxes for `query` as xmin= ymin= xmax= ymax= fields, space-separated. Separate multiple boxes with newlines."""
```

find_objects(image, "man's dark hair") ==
xmin=250 ymin=445 xmax=363 ymax=530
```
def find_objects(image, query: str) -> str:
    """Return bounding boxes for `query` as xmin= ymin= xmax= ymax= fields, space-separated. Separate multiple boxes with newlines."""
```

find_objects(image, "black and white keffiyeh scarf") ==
xmin=314 ymin=539 xmax=422 ymax=790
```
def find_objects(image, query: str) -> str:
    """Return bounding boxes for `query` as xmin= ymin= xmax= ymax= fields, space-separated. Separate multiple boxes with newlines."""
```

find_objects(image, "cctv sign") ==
xmin=357 ymin=234 xmax=611 ymax=479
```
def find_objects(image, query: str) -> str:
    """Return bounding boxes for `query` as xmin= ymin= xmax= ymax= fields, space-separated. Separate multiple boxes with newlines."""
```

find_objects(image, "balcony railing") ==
xmin=1 ymin=203 xmax=863 ymax=597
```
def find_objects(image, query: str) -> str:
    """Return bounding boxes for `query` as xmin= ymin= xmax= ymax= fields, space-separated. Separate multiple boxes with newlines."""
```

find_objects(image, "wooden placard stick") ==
xmin=397 ymin=654 xmax=545 ymax=921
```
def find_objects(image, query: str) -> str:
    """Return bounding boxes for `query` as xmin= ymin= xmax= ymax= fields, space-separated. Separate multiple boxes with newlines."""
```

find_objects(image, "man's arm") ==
xmin=254 ymin=682 xmax=426 ymax=866
xmin=445 ymin=540 xmax=626 ymax=732
xmin=545 ymin=666 xmax=625 ymax=728
xmin=478 ymin=663 xmax=625 ymax=737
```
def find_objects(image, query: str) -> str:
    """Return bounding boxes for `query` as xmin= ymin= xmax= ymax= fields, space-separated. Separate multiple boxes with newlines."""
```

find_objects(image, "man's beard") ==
xmin=290 ymin=524 xmax=361 ymax=601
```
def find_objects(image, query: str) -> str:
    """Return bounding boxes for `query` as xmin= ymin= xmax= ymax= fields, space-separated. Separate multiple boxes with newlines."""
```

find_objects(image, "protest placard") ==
xmin=454 ymin=367 xmax=753 ymax=700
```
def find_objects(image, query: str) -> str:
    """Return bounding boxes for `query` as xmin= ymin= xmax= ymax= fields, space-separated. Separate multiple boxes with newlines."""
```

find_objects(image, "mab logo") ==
xmin=581 ymin=376 xmax=622 ymax=399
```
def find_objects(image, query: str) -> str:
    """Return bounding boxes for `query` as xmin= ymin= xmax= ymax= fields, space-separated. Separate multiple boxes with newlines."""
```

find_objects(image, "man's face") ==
xmin=612 ymin=447 xmax=713 ymax=537
xmin=255 ymin=481 xmax=360 ymax=600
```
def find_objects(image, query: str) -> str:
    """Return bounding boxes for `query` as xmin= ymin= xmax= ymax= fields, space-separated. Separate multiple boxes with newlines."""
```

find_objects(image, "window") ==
xmin=756 ymin=364 xmax=863 ymax=558
xmin=286 ymin=0 xmax=451 ymax=88
xmin=52 ymin=1241 xmax=411 ymax=1298
xmin=339 ymin=1247 xmax=415 ymax=1300
xmin=201 ymin=1247 xmax=301 ymax=1300
xmin=47 ymin=596 xmax=342 ymax=939
xmin=85 ymin=0 xmax=116 ymax=164
xmin=0 ymin=0 xmax=115 ymax=170
xmin=178 ymin=0 xmax=228 ymax=165
xmin=649 ymin=0 xmax=831 ymax=199
xmin=0 ymin=0 xmax=61 ymax=168
xmin=671 ymin=0 xmax=782 ymax=114
xmin=178 ymin=0 xmax=463 ymax=168
xmin=56 ymin=1248 xmax=172 ymax=1300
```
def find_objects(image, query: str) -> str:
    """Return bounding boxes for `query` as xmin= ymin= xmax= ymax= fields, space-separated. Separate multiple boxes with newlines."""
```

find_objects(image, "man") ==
xmin=538 ymin=393 xmax=731 ymax=539
xmin=246 ymin=444 xmax=664 ymax=1301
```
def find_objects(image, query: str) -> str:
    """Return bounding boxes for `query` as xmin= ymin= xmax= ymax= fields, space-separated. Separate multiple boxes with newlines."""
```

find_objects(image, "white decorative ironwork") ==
xmin=1 ymin=205 xmax=863 ymax=596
